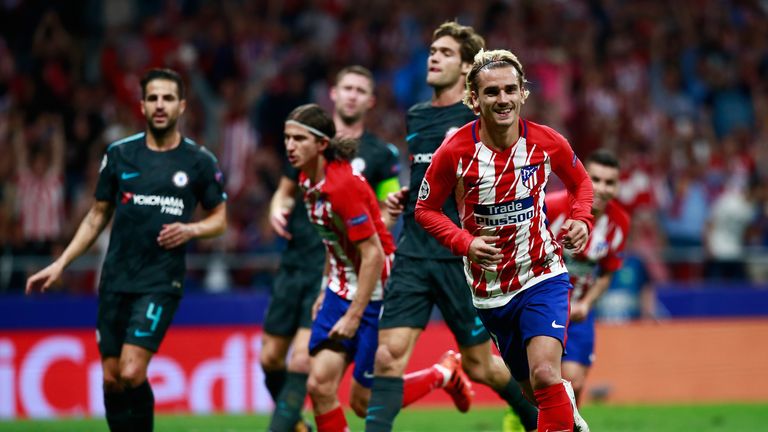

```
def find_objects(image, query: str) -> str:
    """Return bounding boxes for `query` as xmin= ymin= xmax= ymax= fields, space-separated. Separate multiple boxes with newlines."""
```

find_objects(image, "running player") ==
xmin=26 ymin=68 xmax=227 ymax=432
xmin=264 ymin=66 xmax=402 ymax=431
xmin=547 ymin=149 xmax=630 ymax=405
xmin=415 ymin=49 xmax=594 ymax=432
xmin=284 ymin=104 xmax=470 ymax=432
xmin=366 ymin=22 xmax=539 ymax=432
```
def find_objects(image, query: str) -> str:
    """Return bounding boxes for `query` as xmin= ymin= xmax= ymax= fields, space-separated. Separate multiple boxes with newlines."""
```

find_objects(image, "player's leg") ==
xmin=269 ymin=329 xmax=312 ymax=432
xmin=263 ymin=266 xmax=319 ymax=402
xmin=434 ymin=260 xmax=537 ymax=429
xmin=307 ymin=348 xmax=349 ymax=432
xmin=366 ymin=256 xmax=433 ymax=432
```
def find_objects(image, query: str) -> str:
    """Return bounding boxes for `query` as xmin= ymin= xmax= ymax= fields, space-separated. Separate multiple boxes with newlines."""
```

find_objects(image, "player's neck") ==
xmin=146 ymin=129 xmax=181 ymax=152
xmin=478 ymin=119 xmax=520 ymax=152
xmin=431 ymin=80 xmax=465 ymax=107
xmin=303 ymin=156 xmax=327 ymax=185
xmin=334 ymin=116 xmax=364 ymax=139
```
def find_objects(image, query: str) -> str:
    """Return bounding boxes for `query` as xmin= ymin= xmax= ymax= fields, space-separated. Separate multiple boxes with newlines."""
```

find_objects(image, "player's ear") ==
xmin=461 ymin=62 xmax=472 ymax=75
xmin=471 ymin=91 xmax=480 ymax=114
xmin=330 ymin=85 xmax=338 ymax=104
xmin=179 ymin=99 xmax=187 ymax=115
xmin=318 ymin=137 xmax=330 ymax=151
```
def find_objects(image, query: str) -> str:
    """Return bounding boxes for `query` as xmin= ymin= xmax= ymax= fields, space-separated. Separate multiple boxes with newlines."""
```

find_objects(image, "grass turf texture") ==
xmin=2 ymin=403 xmax=766 ymax=431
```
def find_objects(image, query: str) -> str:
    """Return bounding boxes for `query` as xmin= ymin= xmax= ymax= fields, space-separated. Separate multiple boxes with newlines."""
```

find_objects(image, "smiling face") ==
xmin=284 ymin=123 xmax=327 ymax=171
xmin=470 ymin=65 xmax=525 ymax=130
xmin=141 ymin=79 xmax=185 ymax=135
xmin=586 ymin=161 xmax=620 ymax=214
xmin=331 ymin=72 xmax=375 ymax=125
xmin=426 ymin=35 xmax=470 ymax=90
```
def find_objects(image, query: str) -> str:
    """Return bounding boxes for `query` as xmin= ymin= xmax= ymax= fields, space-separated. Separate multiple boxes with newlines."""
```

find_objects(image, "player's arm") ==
xmin=269 ymin=176 xmax=298 ymax=239
xmin=329 ymin=233 xmax=384 ymax=340
xmin=157 ymin=201 xmax=227 ymax=249
xmin=312 ymin=253 xmax=330 ymax=320
xmin=26 ymin=200 xmax=115 ymax=294
xmin=571 ymin=271 xmax=613 ymax=322
xmin=550 ymin=139 xmax=594 ymax=254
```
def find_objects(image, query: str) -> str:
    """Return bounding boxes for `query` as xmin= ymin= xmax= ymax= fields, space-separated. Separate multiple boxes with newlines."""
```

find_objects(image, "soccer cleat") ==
xmin=562 ymin=379 xmax=590 ymax=432
xmin=438 ymin=350 xmax=474 ymax=413
xmin=501 ymin=407 xmax=526 ymax=432
xmin=293 ymin=418 xmax=314 ymax=432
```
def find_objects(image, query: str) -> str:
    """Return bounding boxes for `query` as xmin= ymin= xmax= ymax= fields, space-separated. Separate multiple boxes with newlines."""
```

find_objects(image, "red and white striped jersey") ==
xmin=415 ymin=118 xmax=593 ymax=309
xmin=546 ymin=190 xmax=630 ymax=300
xmin=300 ymin=160 xmax=395 ymax=301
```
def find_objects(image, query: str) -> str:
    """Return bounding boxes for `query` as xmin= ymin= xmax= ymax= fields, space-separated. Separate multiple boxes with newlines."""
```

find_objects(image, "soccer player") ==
xmin=284 ymin=104 xmax=468 ymax=432
xmin=25 ymin=68 xmax=227 ymax=432
xmin=366 ymin=22 xmax=539 ymax=432
xmin=264 ymin=66 xmax=401 ymax=431
xmin=546 ymin=149 xmax=630 ymax=405
xmin=414 ymin=49 xmax=594 ymax=432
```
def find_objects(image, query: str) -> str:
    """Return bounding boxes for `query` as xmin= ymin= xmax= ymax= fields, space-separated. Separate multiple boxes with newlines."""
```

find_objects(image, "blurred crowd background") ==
xmin=1 ymin=0 xmax=767 ymax=313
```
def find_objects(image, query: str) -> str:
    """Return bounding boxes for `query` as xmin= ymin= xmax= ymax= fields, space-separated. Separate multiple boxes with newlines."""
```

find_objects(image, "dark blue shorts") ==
xmin=476 ymin=273 xmax=571 ymax=382
xmin=562 ymin=311 xmax=595 ymax=366
xmin=309 ymin=288 xmax=381 ymax=388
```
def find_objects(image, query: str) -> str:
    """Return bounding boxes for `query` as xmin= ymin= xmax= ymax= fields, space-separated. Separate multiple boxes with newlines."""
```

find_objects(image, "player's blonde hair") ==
xmin=463 ymin=49 xmax=530 ymax=109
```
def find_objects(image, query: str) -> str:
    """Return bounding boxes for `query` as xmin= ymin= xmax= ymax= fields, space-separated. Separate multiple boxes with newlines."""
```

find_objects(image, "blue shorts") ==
xmin=562 ymin=311 xmax=595 ymax=366
xmin=476 ymin=273 xmax=571 ymax=382
xmin=309 ymin=288 xmax=381 ymax=388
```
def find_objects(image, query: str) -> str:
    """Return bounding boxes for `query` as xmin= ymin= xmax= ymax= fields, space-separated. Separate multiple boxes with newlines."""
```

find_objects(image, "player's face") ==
xmin=141 ymin=79 xmax=185 ymax=134
xmin=471 ymin=65 xmax=525 ymax=130
xmin=284 ymin=123 xmax=327 ymax=170
xmin=586 ymin=162 xmax=620 ymax=213
xmin=427 ymin=36 xmax=469 ymax=89
xmin=331 ymin=73 xmax=375 ymax=126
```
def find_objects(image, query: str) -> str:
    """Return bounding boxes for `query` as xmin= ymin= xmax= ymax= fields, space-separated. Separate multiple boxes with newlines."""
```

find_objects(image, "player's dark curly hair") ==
xmin=286 ymin=103 xmax=357 ymax=161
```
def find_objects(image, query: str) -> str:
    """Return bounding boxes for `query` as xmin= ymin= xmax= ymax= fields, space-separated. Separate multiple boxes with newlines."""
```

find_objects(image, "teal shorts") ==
xmin=97 ymin=291 xmax=180 ymax=357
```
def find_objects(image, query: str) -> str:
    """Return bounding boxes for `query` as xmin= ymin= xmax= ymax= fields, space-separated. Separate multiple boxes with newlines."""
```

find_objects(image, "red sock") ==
xmin=402 ymin=366 xmax=445 ymax=407
xmin=533 ymin=382 xmax=573 ymax=432
xmin=314 ymin=405 xmax=348 ymax=432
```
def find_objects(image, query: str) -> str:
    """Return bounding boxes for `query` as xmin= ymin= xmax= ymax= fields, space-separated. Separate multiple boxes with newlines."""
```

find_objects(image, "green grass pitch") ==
xmin=2 ymin=403 xmax=766 ymax=431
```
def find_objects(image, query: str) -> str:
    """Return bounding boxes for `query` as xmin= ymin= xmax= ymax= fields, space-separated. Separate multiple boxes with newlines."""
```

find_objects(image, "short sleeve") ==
xmin=94 ymin=150 xmax=117 ymax=202
xmin=198 ymin=150 xmax=227 ymax=210
xmin=331 ymin=180 xmax=377 ymax=243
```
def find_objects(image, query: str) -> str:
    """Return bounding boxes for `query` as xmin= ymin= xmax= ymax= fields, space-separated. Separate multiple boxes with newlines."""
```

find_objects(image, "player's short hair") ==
xmin=335 ymin=65 xmax=375 ymax=91
xmin=432 ymin=21 xmax=485 ymax=65
xmin=463 ymin=49 xmax=529 ymax=109
xmin=140 ymin=68 xmax=186 ymax=100
xmin=586 ymin=148 xmax=620 ymax=169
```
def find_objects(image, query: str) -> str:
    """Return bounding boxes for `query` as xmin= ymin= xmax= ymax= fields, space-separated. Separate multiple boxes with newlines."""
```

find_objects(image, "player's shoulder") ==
xmin=441 ymin=119 xmax=478 ymax=150
xmin=181 ymin=137 xmax=219 ymax=164
xmin=106 ymin=132 xmax=145 ymax=153
xmin=524 ymin=119 xmax=569 ymax=147
xmin=606 ymin=200 xmax=631 ymax=229
xmin=362 ymin=131 xmax=399 ymax=157
xmin=407 ymin=100 xmax=433 ymax=115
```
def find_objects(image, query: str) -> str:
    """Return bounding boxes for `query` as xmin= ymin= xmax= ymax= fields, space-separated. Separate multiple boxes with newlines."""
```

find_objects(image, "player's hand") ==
xmin=569 ymin=300 xmax=590 ymax=322
xmin=25 ymin=261 xmax=64 ymax=294
xmin=468 ymin=236 xmax=503 ymax=272
xmin=269 ymin=208 xmax=292 ymax=239
xmin=561 ymin=219 xmax=588 ymax=253
xmin=384 ymin=186 xmax=408 ymax=219
xmin=157 ymin=223 xmax=194 ymax=249
xmin=329 ymin=313 xmax=360 ymax=340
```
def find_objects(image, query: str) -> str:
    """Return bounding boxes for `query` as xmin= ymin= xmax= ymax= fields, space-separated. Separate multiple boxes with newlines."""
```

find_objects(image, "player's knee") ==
xmin=260 ymin=347 xmax=286 ymax=371
xmin=306 ymin=373 xmax=334 ymax=402
xmin=119 ymin=364 xmax=147 ymax=387
xmin=287 ymin=348 xmax=311 ymax=374
xmin=529 ymin=362 xmax=559 ymax=389
xmin=459 ymin=352 xmax=488 ymax=384
xmin=374 ymin=343 xmax=407 ymax=375
xmin=102 ymin=376 xmax=122 ymax=394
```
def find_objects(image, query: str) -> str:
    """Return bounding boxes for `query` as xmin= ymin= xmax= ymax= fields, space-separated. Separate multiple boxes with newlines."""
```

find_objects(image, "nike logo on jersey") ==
xmin=363 ymin=371 xmax=375 ymax=379
xmin=134 ymin=329 xmax=154 ymax=337
xmin=121 ymin=172 xmax=140 ymax=180
xmin=551 ymin=320 xmax=565 ymax=329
